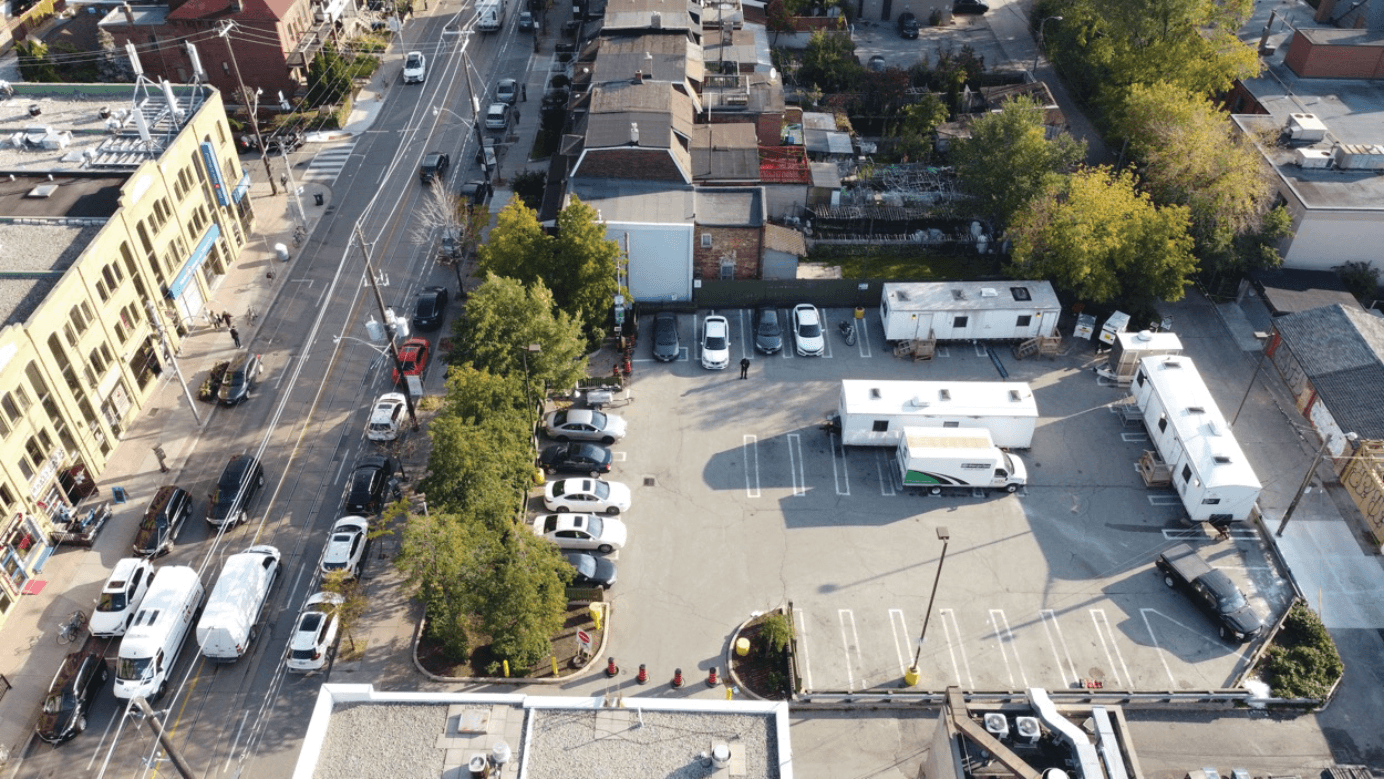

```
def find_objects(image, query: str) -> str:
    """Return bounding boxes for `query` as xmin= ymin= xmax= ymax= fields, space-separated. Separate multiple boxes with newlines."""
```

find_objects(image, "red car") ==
xmin=393 ymin=338 xmax=430 ymax=384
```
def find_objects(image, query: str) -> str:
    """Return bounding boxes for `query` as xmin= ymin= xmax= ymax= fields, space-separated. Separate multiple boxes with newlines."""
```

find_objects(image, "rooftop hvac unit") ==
xmin=1293 ymin=148 xmax=1331 ymax=168
xmin=1286 ymin=112 xmax=1327 ymax=142
xmin=1332 ymin=143 xmax=1384 ymax=171
xmin=983 ymin=713 xmax=1010 ymax=739
xmin=1015 ymin=716 xmax=1041 ymax=744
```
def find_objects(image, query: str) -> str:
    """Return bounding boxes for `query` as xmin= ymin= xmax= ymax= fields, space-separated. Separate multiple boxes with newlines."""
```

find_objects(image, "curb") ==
xmin=411 ymin=602 xmax=612 ymax=685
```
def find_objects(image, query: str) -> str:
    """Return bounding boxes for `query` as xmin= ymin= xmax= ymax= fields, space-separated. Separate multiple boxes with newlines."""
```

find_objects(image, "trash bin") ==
xmin=314 ymin=192 xmax=324 ymax=206
xmin=274 ymin=243 xmax=290 ymax=261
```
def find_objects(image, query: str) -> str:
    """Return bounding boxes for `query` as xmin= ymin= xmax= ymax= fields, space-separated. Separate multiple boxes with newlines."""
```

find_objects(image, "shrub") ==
xmin=761 ymin=612 xmax=793 ymax=655
xmin=1259 ymin=602 xmax=1343 ymax=700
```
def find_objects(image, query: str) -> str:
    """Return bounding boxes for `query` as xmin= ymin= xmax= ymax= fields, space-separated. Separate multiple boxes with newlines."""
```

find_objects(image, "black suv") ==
xmin=36 ymin=652 xmax=109 ymax=745
xmin=133 ymin=485 xmax=192 ymax=557
xmin=1156 ymin=543 xmax=1264 ymax=643
xmin=540 ymin=442 xmax=613 ymax=477
xmin=207 ymin=455 xmax=265 ymax=527
xmin=218 ymin=351 xmax=264 ymax=405
xmin=897 ymin=11 xmax=919 ymax=38
xmin=345 ymin=455 xmax=396 ymax=513
xmin=412 ymin=286 xmax=450 ymax=331
xmin=418 ymin=152 xmax=450 ymax=184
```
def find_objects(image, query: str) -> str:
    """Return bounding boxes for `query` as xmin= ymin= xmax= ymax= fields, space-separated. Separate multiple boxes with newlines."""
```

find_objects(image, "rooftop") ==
xmin=694 ymin=187 xmax=764 ymax=225
xmin=568 ymin=178 xmax=695 ymax=223
xmin=0 ymin=223 xmax=102 ymax=327
xmin=1272 ymin=303 xmax=1384 ymax=440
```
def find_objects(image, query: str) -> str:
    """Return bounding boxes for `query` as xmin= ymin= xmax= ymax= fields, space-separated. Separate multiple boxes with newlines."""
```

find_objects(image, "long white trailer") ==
xmin=836 ymin=380 xmax=1037 ymax=448
xmin=879 ymin=281 xmax=1061 ymax=342
xmin=1132 ymin=355 xmax=1261 ymax=522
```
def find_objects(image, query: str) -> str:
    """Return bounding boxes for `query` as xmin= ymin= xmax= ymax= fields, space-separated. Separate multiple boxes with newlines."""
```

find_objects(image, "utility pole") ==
xmin=144 ymin=301 xmax=204 ymax=427
xmin=353 ymin=225 xmax=419 ymax=430
xmin=132 ymin=698 xmax=197 ymax=779
xmin=219 ymin=21 xmax=278 ymax=195
xmin=460 ymin=45 xmax=490 ymax=181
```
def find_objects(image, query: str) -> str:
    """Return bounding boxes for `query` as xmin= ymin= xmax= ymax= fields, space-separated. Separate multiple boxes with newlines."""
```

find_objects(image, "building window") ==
xmin=719 ymin=259 xmax=735 ymax=279
xmin=871 ymin=420 xmax=888 ymax=432
xmin=953 ymin=316 xmax=969 ymax=328
xmin=701 ymin=234 xmax=712 ymax=248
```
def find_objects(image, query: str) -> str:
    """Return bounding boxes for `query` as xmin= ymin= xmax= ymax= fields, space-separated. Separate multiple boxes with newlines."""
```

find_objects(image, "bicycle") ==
xmin=56 ymin=609 xmax=87 ymax=645
xmin=292 ymin=225 xmax=307 ymax=247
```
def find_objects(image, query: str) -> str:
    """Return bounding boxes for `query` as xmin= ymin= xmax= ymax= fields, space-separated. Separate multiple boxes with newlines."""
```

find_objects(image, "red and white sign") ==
xmin=576 ymin=630 xmax=592 ymax=648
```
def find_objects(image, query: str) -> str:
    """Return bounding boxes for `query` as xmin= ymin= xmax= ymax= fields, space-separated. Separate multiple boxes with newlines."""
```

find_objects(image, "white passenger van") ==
xmin=196 ymin=545 xmax=281 ymax=662
xmin=114 ymin=566 xmax=204 ymax=701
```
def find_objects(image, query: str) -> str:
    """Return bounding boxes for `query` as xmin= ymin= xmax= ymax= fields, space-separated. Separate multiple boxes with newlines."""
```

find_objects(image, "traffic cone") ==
xmin=636 ymin=664 xmax=648 ymax=684
xmin=706 ymin=666 xmax=719 ymax=687
xmin=671 ymin=668 xmax=684 ymax=688
xmin=605 ymin=657 xmax=618 ymax=677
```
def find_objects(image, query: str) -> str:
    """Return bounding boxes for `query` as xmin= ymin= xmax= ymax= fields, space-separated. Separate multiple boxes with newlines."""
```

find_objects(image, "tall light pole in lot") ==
xmin=904 ymin=527 xmax=950 ymax=687
xmin=1276 ymin=432 xmax=1356 ymax=536
xmin=1033 ymin=16 xmax=1064 ymax=74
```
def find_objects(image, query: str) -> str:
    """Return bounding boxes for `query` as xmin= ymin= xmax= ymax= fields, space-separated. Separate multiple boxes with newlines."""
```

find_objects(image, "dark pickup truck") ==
xmin=1156 ymin=543 xmax=1264 ymax=643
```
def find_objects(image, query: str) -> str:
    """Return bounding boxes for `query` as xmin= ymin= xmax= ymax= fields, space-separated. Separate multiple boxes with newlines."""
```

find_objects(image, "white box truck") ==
xmin=114 ymin=565 xmax=204 ymax=701
xmin=196 ymin=545 xmax=281 ymax=662
xmin=836 ymin=380 xmax=1037 ymax=448
xmin=896 ymin=427 xmax=1027 ymax=494
xmin=477 ymin=0 xmax=505 ymax=31
xmin=879 ymin=281 xmax=1061 ymax=342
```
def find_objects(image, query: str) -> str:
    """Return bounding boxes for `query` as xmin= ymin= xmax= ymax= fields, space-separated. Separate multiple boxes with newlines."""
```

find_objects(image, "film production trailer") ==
xmin=896 ymin=427 xmax=1027 ymax=494
xmin=196 ymin=545 xmax=282 ymax=662
xmin=837 ymin=380 xmax=1037 ymax=448
xmin=879 ymin=281 xmax=1060 ymax=342
xmin=1132 ymin=355 xmax=1261 ymax=522
xmin=114 ymin=565 xmax=204 ymax=701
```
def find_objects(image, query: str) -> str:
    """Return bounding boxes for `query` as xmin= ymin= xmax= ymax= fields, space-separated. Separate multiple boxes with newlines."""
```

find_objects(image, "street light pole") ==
xmin=353 ymin=224 xmax=420 ymax=430
xmin=520 ymin=343 xmax=542 ymax=413
xmin=905 ymin=527 xmax=950 ymax=686
xmin=1033 ymin=16 xmax=1064 ymax=74
xmin=1276 ymin=431 xmax=1357 ymax=536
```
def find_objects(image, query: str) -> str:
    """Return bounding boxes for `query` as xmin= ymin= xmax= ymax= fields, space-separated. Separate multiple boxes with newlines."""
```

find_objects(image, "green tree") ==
xmin=396 ymin=510 xmax=490 ymax=662
xmin=550 ymin=196 xmax=622 ymax=347
xmin=766 ymin=0 xmax=796 ymax=46
xmin=307 ymin=43 xmax=352 ymax=108
xmin=474 ymin=529 xmax=572 ymax=671
xmin=449 ymin=275 xmax=588 ymax=391
xmin=319 ymin=570 xmax=370 ymax=653
xmin=478 ymin=196 xmax=552 ymax=284
xmin=893 ymin=94 xmax=949 ymax=163
xmin=1110 ymin=81 xmax=1277 ymax=269
xmin=1008 ymin=166 xmax=1198 ymax=307
xmin=15 ymin=40 xmax=59 ymax=82
xmin=799 ymin=30 xmax=860 ymax=93
xmin=953 ymin=96 xmax=1085 ymax=230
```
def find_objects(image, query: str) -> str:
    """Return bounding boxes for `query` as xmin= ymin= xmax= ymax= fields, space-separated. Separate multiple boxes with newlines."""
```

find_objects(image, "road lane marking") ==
xmin=874 ymin=449 xmax=897 ymax=496
xmin=1091 ymin=608 xmax=1134 ymax=687
xmin=793 ymin=607 xmax=814 ymax=692
xmin=743 ymin=434 xmax=761 ymax=498
xmin=989 ymin=609 xmax=1029 ymax=688
xmin=939 ymin=608 xmax=974 ymax=688
xmin=1038 ymin=609 xmax=1079 ymax=687
xmin=1138 ymin=609 xmax=1180 ymax=687
xmin=787 ymin=433 xmax=806 ymax=497
xmin=838 ymin=609 xmax=864 ymax=691
xmin=226 ymin=709 xmax=251 ymax=773
xmin=888 ymin=608 xmax=911 ymax=680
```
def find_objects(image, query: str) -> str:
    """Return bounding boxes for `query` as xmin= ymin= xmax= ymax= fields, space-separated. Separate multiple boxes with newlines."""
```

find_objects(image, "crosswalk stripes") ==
xmin=299 ymin=143 xmax=357 ymax=183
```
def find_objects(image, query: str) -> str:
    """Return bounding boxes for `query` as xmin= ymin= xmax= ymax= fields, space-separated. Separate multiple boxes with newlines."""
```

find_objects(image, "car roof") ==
xmin=108 ymin=557 xmax=147 ymax=581
xmin=221 ymin=455 xmax=257 ymax=483
xmin=333 ymin=515 xmax=369 ymax=531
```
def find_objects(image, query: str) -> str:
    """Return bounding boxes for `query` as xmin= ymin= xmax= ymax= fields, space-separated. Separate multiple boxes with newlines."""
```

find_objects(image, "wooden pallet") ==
xmin=1014 ymin=335 xmax=1062 ymax=360
xmin=1139 ymin=450 xmax=1172 ymax=487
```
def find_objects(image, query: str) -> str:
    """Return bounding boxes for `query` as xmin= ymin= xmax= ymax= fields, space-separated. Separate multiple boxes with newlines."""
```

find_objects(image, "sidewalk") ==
xmin=0 ymin=167 xmax=320 ymax=766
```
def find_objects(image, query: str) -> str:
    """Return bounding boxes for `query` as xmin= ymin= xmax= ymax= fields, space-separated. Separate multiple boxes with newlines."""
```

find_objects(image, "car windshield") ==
xmin=1216 ymin=588 xmax=1248 ymax=613
xmin=592 ymin=481 xmax=610 ymax=499
xmin=98 ymin=591 xmax=126 ymax=612
xmin=569 ymin=555 xmax=595 ymax=578
xmin=585 ymin=516 xmax=604 ymax=536
xmin=656 ymin=321 xmax=677 ymax=344
xmin=758 ymin=315 xmax=780 ymax=336
xmin=291 ymin=647 xmax=320 ymax=660
xmin=225 ymin=369 xmax=247 ymax=388
xmin=42 ymin=690 xmax=76 ymax=714
xmin=588 ymin=411 xmax=608 ymax=428
xmin=706 ymin=334 xmax=726 ymax=350
xmin=300 ymin=612 xmax=324 ymax=632
xmin=117 ymin=656 xmax=154 ymax=682
xmin=401 ymin=356 xmax=418 ymax=372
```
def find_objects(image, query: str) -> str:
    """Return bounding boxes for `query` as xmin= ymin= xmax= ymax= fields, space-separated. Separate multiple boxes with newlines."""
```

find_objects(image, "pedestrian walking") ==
xmin=739 ymin=357 xmax=750 ymax=379
xmin=222 ymin=311 xmax=233 ymax=328
xmin=208 ymin=309 xmax=222 ymax=330
xmin=521 ymin=83 xmax=527 ymax=102
xmin=514 ymin=107 xmax=522 ymax=124
xmin=230 ymin=327 xmax=241 ymax=348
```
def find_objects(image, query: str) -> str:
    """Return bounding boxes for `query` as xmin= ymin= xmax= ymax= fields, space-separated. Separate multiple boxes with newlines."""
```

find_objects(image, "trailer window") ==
xmin=1158 ymin=415 xmax=1167 ymax=433
xmin=943 ymin=421 xmax=959 ymax=428
xmin=1135 ymin=372 xmax=1146 ymax=387
xmin=1016 ymin=315 xmax=1031 ymax=327
xmin=871 ymin=420 xmax=888 ymax=432
xmin=1201 ymin=498 xmax=1221 ymax=505
xmin=953 ymin=316 xmax=969 ymax=328
xmin=1181 ymin=464 xmax=1193 ymax=483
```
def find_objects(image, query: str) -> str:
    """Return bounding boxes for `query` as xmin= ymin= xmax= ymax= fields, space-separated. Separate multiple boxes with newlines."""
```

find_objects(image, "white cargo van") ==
xmin=196 ymin=545 xmax=281 ymax=662
xmin=896 ymin=426 xmax=1027 ymax=494
xmin=114 ymin=566 xmax=204 ymax=701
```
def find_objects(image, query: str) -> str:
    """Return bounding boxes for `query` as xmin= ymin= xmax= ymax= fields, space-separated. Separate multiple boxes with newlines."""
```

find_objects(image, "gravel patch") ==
xmin=315 ymin=703 xmax=448 ymax=779
xmin=526 ymin=709 xmax=777 ymax=779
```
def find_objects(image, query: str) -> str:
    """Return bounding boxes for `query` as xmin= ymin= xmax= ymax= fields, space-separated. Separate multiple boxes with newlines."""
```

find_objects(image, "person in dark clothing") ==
xmin=739 ymin=357 xmax=750 ymax=379
xmin=230 ymin=327 xmax=241 ymax=348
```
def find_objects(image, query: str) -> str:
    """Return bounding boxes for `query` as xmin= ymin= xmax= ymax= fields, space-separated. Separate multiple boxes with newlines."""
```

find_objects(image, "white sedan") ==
xmin=367 ymin=393 xmax=407 ymax=442
xmin=320 ymin=516 xmax=369 ymax=579
xmin=89 ymin=557 xmax=155 ymax=638
xmin=402 ymin=51 xmax=426 ymax=83
xmin=543 ymin=478 xmax=631 ymax=515
xmin=286 ymin=592 xmax=344 ymax=673
xmin=543 ymin=409 xmax=627 ymax=444
xmin=792 ymin=304 xmax=825 ymax=356
xmin=701 ymin=315 xmax=730 ymax=369
xmin=531 ymin=513 xmax=628 ymax=553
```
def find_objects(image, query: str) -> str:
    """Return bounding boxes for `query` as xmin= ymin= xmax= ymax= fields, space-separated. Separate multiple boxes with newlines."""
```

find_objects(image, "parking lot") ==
xmin=580 ymin=306 xmax=1292 ymax=693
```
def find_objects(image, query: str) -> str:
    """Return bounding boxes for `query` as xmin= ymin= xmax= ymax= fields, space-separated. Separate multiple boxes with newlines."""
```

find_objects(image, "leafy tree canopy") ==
xmin=550 ymin=196 xmax=622 ymax=346
xmin=1008 ymin=166 xmax=1198 ymax=307
xmin=473 ymin=529 xmax=572 ymax=670
xmin=799 ymin=30 xmax=860 ymax=93
xmin=450 ymin=274 xmax=588 ymax=391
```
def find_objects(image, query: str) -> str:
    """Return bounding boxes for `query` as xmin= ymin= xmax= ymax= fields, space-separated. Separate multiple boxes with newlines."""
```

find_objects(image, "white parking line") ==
xmin=939 ymin=608 xmax=974 ymax=688
xmin=888 ymin=608 xmax=911 ymax=680
xmin=819 ymin=309 xmax=834 ymax=359
xmin=793 ymin=607 xmax=814 ymax=692
xmin=743 ymin=434 xmax=761 ymax=498
xmin=1121 ymin=432 xmax=1150 ymax=442
xmin=988 ymin=609 xmax=1029 ymax=688
xmin=1137 ymin=609 xmax=1179 ymax=687
xmin=936 ymin=346 xmax=951 ymax=358
xmin=830 ymin=433 xmax=851 ymax=497
xmin=838 ymin=609 xmax=865 ymax=691
xmin=786 ymin=433 xmax=806 ymax=497
xmin=856 ymin=313 xmax=873 ymax=358
xmin=1038 ymin=609 xmax=1079 ymax=687
xmin=1091 ymin=608 xmax=1135 ymax=687
xmin=611 ymin=451 xmax=627 ymax=462
xmin=1147 ymin=495 xmax=1182 ymax=506
xmin=874 ymin=449 xmax=896 ymax=496
xmin=736 ymin=308 xmax=750 ymax=360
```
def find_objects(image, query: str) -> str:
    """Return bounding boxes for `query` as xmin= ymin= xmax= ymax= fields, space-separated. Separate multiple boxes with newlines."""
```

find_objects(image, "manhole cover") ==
xmin=643 ymin=476 xmax=656 ymax=486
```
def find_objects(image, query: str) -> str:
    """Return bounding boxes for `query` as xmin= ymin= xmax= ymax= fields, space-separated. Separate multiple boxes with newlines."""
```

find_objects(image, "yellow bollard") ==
xmin=726 ymin=685 xmax=737 ymax=700
xmin=551 ymin=656 xmax=560 ymax=677
xmin=734 ymin=638 xmax=750 ymax=657
xmin=589 ymin=603 xmax=604 ymax=631
xmin=503 ymin=660 xmax=510 ymax=678
xmin=903 ymin=664 xmax=920 ymax=687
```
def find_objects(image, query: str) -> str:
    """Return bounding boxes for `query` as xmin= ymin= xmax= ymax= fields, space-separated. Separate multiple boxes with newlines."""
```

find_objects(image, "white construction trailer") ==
xmin=836 ymin=380 xmax=1038 ymax=448
xmin=879 ymin=281 xmax=1061 ymax=342
xmin=1099 ymin=330 xmax=1183 ymax=386
xmin=1132 ymin=355 xmax=1262 ymax=522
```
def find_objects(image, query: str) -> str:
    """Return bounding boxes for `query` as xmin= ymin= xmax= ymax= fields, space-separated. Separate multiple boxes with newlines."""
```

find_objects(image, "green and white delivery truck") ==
xmin=896 ymin=426 xmax=1027 ymax=494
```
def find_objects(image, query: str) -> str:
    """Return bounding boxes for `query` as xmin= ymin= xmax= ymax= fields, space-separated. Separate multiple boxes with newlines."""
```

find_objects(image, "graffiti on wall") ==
xmin=1341 ymin=440 xmax=1384 ymax=547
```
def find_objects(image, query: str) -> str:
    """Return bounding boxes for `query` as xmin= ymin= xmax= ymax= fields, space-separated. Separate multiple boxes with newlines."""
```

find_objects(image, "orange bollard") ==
xmin=706 ymin=666 xmax=719 ymax=687
xmin=671 ymin=668 xmax=684 ymax=688
xmin=637 ymin=664 xmax=648 ymax=684
xmin=605 ymin=657 xmax=618 ymax=677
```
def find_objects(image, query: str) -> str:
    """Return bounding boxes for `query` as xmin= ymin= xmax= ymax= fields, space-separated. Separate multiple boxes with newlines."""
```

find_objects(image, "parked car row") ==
xmin=651 ymin=306 xmax=829 ymax=369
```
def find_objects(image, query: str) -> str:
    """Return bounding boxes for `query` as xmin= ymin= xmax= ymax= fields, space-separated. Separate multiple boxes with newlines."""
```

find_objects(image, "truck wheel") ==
xmin=929 ymin=486 xmax=942 ymax=496
xmin=1006 ymin=484 xmax=1018 ymax=493
xmin=1219 ymin=625 xmax=1231 ymax=641
xmin=1163 ymin=574 xmax=1176 ymax=588
xmin=77 ymin=715 xmax=87 ymax=733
